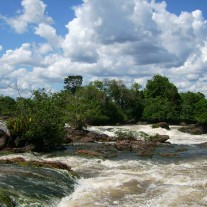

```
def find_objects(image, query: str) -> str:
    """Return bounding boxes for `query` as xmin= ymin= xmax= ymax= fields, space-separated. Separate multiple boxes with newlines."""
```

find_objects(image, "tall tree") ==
xmin=64 ymin=75 xmax=83 ymax=95
xmin=180 ymin=92 xmax=205 ymax=122
xmin=143 ymin=74 xmax=181 ymax=122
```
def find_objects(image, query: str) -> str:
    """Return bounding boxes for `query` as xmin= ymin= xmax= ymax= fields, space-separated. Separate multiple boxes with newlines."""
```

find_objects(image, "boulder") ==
xmin=14 ymin=137 xmax=26 ymax=148
xmin=178 ymin=124 xmax=207 ymax=135
xmin=152 ymin=122 xmax=170 ymax=130
xmin=149 ymin=134 xmax=170 ymax=143
xmin=0 ymin=157 xmax=72 ymax=173
xmin=0 ymin=129 xmax=9 ymax=150
xmin=76 ymin=149 xmax=104 ymax=158
xmin=115 ymin=140 xmax=157 ymax=157
xmin=64 ymin=127 xmax=115 ymax=143
xmin=115 ymin=140 xmax=131 ymax=151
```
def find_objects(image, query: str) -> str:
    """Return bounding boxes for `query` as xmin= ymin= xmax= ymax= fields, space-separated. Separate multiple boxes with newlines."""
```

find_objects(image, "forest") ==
xmin=0 ymin=74 xmax=207 ymax=150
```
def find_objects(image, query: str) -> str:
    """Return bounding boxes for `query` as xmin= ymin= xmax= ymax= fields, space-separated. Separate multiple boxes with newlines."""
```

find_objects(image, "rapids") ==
xmin=1 ymin=125 xmax=207 ymax=206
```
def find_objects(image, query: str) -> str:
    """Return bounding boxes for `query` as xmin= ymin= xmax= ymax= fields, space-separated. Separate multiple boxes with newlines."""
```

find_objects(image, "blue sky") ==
xmin=0 ymin=0 xmax=207 ymax=97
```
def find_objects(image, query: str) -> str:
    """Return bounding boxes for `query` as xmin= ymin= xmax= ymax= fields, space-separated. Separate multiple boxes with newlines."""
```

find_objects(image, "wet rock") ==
xmin=115 ymin=140 xmax=156 ymax=157
xmin=150 ymin=134 xmax=170 ymax=143
xmin=115 ymin=140 xmax=131 ymax=151
xmin=178 ymin=124 xmax=207 ymax=135
xmin=0 ymin=157 xmax=72 ymax=173
xmin=76 ymin=149 xmax=104 ymax=158
xmin=152 ymin=122 xmax=170 ymax=130
xmin=180 ymin=122 xmax=187 ymax=126
xmin=0 ymin=129 xmax=9 ymax=150
xmin=14 ymin=137 xmax=26 ymax=148
xmin=64 ymin=127 xmax=115 ymax=143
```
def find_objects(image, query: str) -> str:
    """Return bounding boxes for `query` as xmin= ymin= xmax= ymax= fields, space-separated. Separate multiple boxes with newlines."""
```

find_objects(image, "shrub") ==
xmin=7 ymin=90 xmax=65 ymax=151
xmin=115 ymin=130 xmax=137 ymax=140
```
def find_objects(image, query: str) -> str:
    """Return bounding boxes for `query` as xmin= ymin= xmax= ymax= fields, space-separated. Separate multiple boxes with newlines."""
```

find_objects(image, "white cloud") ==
xmin=0 ymin=45 xmax=2 ymax=51
xmin=35 ymin=23 xmax=62 ymax=47
xmin=61 ymin=0 xmax=207 ymax=94
xmin=1 ymin=0 xmax=207 ymax=97
xmin=3 ymin=0 xmax=53 ymax=33
xmin=1 ymin=43 xmax=33 ymax=66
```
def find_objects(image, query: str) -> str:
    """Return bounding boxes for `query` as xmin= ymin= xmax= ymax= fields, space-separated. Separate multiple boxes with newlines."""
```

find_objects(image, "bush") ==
xmin=7 ymin=90 xmax=65 ymax=151
xmin=115 ymin=130 xmax=137 ymax=140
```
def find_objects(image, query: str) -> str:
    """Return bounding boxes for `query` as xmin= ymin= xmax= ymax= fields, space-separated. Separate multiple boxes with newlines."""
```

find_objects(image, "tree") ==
xmin=142 ymin=97 xmax=178 ymax=122
xmin=7 ymin=89 xmax=65 ymax=151
xmin=65 ymin=85 xmax=126 ymax=127
xmin=91 ymin=79 xmax=143 ymax=121
xmin=64 ymin=75 xmax=83 ymax=95
xmin=0 ymin=96 xmax=16 ymax=116
xmin=143 ymin=74 xmax=181 ymax=122
xmin=180 ymin=92 xmax=205 ymax=123
xmin=194 ymin=98 xmax=207 ymax=124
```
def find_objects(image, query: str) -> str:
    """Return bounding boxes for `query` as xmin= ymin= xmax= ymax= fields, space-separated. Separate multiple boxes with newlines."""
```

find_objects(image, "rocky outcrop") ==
xmin=148 ymin=134 xmax=170 ymax=143
xmin=0 ymin=129 xmax=9 ymax=150
xmin=64 ymin=127 xmax=116 ymax=143
xmin=178 ymin=124 xmax=207 ymax=135
xmin=152 ymin=122 xmax=170 ymax=130
xmin=76 ymin=149 xmax=105 ymax=157
xmin=0 ymin=157 xmax=72 ymax=173
xmin=115 ymin=140 xmax=156 ymax=157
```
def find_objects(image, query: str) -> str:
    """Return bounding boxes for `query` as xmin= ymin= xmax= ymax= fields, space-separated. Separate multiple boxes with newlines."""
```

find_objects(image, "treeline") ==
xmin=0 ymin=74 xmax=207 ymax=150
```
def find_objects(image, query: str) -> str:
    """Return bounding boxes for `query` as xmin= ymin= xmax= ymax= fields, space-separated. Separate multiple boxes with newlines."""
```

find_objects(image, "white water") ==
xmin=2 ymin=125 xmax=207 ymax=206
xmin=51 ymin=125 xmax=207 ymax=207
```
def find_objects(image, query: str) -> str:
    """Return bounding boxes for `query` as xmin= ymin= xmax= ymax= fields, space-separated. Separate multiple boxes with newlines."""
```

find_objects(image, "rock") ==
xmin=0 ymin=157 xmax=72 ymax=173
xmin=131 ymin=140 xmax=156 ymax=157
xmin=152 ymin=122 xmax=170 ymax=130
xmin=115 ymin=140 xmax=131 ymax=151
xmin=76 ymin=149 xmax=104 ymax=158
xmin=127 ymin=119 xmax=136 ymax=124
xmin=14 ymin=137 xmax=26 ymax=148
xmin=0 ymin=129 xmax=9 ymax=150
xmin=149 ymin=134 xmax=170 ymax=143
xmin=180 ymin=122 xmax=187 ymax=126
xmin=157 ymin=122 xmax=170 ymax=130
xmin=115 ymin=140 xmax=156 ymax=157
xmin=178 ymin=124 xmax=207 ymax=135
xmin=64 ymin=127 xmax=115 ymax=143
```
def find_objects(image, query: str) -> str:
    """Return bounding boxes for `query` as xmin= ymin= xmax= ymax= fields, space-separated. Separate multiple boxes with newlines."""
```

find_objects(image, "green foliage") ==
xmin=7 ymin=89 xmax=65 ymax=150
xmin=115 ymin=130 xmax=137 ymax=140
xmin=64 ymin=85 xmax=125 ymax=128
xmin=194 ymin=99 xmax=207 ymax=124
xmin=144 ymin=74 xmax=181 ymax=102
xmin=143 ymin=97 xmax=178 ymax=122
xmin=90 ymin=79 xmax=143 ymax=121
xmin=64 ymin=75 xmax=83 ymax=95
xmin=0 ymin=96 xmax=16 ymax=116
xmin=180 ymin=92 xmax=205 ymax=122
xmin=143 ymin=75 xmax=181 ymax=122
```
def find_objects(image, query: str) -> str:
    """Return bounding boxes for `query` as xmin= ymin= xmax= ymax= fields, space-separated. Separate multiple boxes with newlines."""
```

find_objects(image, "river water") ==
xmin=0 ymin=125 xmax=207 ymax=207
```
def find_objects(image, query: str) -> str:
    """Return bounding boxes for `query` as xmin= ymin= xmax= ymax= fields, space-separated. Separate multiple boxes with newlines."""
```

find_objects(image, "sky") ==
xmin=0 ymin=0 xmax=207 ymax=97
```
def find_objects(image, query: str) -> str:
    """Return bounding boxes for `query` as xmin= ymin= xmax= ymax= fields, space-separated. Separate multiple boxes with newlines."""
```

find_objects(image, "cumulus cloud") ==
xmin=1 ymin=43 xmax=33 ymax=66
xmin=1 ymin=0 xmax=207 ymax=97
xmin=35 ymin=23 xmax=62 ymax=47
xmin=61 ymin=0 xmax=207 ymax=94
xmin=2 ymin=0 xmax=53 ymax=33
xmin=0 ymin=45 xmax=3 ymax=51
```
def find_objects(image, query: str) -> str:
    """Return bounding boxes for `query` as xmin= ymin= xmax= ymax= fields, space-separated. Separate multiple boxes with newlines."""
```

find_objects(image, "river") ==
xmin=0 ymin=125 xmax=207 ymax=207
